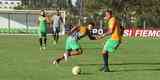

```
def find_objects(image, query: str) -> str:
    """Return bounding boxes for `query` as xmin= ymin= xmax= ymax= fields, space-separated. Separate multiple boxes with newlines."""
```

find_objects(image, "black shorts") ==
xmin=52 ymin=27 xmax=60 ymax=34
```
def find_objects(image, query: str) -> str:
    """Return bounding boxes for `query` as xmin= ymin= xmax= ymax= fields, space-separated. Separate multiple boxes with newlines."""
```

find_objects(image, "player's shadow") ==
xmin=113 ymin=68 xmax=160 ymax=72
xmin=80 ymin=72 xmax=93 ymax=75
xmin=78 ymin=62 xmax=160 ymax=72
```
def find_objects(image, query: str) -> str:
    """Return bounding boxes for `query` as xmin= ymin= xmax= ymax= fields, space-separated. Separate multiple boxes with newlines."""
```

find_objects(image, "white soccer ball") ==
xmin=72 ymin=66 xmax=81 ymax=75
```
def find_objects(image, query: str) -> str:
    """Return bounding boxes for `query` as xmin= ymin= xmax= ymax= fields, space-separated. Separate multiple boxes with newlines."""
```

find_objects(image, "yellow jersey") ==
xmin=79 ymin=26 xmax=87 ymax=34
xmin=108 ymin=17 xmax=122 ymax=41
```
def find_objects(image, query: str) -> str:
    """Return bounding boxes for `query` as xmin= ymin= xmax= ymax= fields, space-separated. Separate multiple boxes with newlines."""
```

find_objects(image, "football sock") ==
xmin=56 ymin=34 xmax=59 ymax=43
xmin=44 ymin=38 xmax=47 ymax=46
xmin=103 ymin=52 xmax=109 ymax=68
xmin=39 ymin=38 xmax=42 ymax=47
xmin=53 ymin=34 xmax=56 ymax=41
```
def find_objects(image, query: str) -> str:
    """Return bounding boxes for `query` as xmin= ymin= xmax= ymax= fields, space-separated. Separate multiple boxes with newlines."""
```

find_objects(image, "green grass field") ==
xmin=0 ymin=35 xmax=160 ymax=80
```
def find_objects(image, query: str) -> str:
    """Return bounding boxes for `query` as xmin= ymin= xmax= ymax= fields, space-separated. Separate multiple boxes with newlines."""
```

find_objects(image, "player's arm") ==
xmin=60 ymin=16 xmax=63 ymax=23
xmin=50 ymin=15 xmax=54 ymax=28
xmin=45 ymin=16 xmax=50 ymax=27
xmin=98 ymin=27 xmax=113 ymax=39
xmin=97 ymin=19 xmax=116 ymax=39
xmin=68 ymin=26 xmax=79 ymax=35
xmin=46 ymin=16 xmax=50 ymax=23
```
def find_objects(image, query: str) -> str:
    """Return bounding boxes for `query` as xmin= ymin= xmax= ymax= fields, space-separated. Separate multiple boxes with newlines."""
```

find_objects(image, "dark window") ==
xmin=17 ymin=2 xmax=20 ymax=5
xmin=5 ymin=2 xmax=8 ymax=4
xmin=11 ymin=2 xmax=14 ymax=4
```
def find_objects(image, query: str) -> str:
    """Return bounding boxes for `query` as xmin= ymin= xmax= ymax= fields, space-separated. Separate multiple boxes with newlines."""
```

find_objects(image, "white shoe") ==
xmin=40 ymin=47 xmax=42 ymax=50
xmin=43 ymin=46 xmax=46 ymax=50
xmin=64 ymin=53 xmax=68 ymax=61
xmin=53 ymin=41 xmax=57 ymax=45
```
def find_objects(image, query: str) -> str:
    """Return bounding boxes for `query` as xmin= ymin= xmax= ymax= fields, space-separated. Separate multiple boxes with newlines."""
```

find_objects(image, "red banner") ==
xmin=124 ymin=29 xmax=160 ymax=37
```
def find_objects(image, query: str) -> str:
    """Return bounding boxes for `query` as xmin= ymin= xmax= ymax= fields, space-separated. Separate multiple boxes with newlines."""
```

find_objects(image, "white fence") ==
xmin=0 ymin=10 xmax=66 ymax=35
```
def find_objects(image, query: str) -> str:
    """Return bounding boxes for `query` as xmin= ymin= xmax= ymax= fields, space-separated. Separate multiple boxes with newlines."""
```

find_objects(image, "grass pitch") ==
xmin=0 ymin=35 xmax=160 ymax=80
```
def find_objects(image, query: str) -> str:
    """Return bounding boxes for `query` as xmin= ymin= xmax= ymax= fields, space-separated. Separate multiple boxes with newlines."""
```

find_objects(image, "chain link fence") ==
xmin=0 ymin=10 xmax=66 ymax=34
xmin=0 ymin=11 xmax=38 ymax=34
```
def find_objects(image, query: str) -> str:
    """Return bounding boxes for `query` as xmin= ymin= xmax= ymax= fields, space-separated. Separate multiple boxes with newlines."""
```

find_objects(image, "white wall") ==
xmin=0 ymin=0 xmax=21 ymax=9
xmin=0 ymin=15 xmax=26 ymax=29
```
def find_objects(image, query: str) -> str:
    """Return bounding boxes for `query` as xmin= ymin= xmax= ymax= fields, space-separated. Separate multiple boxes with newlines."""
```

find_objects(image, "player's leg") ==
xmin=68 ymin=38 xmax=82 ymax=56
xmin=55 ymin=33 xmax=58 ymax=43
xmin=52 ymin=37 xmax=71 ymax=64
xmin=39 ymin=32 xmax=43 ymax=50
xmin=55 ymin=27 xmax=60 ymax=43
xmin=52 ymin=27 xmax=57 ymax=44
xmin=62 ymin=37 xmax=83 ymax=61
xmin=39 ymin=38 xmax=43 ymax=49
xmin=69 ymin=48 xmax=83 ymax=56
xmin=43 ymin=32 xmax=47 ymax=50
xmin=99 ymin=50 xmax=110 ymax=72
xmin=100 ymin=38 xmax=120 ymax=72
xmin=52 ymin=37 xmax=82 ymax=64
xmin=52 ymin=50 xmax=71 ymax=64
xmin=53 ymin=49 xmax=82 ymax=64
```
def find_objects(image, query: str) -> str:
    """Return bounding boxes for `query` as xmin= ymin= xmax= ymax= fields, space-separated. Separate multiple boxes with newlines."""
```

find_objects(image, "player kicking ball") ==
xmin=52 ymin=24 xmax=83 ymax=64
xmin=96 ymin=10 xmax=123 ymax=72
xmin=51 ymin=23 xmax=97 ymax=64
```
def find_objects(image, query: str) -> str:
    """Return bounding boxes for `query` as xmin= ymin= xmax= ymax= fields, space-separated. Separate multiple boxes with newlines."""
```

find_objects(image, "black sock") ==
xmin=39 ymin=38 xmax=42 ymax=47
xmin=102 ymin=52 xmax=109 ymax=69
xmin=44 ymin=38 xmax=47 ymax=47
xmin=53 ymin=34 xmax=56 ymax=41
xmin=56 ymin=34 xmax=59 ymax=43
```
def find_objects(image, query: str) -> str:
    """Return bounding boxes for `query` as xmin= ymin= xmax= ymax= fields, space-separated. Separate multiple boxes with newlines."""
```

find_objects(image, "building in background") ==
xmin=0 ymin=0 xmax=21 ymax=10
xmin=21 ymin=0 xmax=68 ymax=9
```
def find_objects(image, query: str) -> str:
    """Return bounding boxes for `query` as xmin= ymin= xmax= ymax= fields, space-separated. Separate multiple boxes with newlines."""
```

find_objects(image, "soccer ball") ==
xmin=72 ymin=66 xmax=81 ymax=75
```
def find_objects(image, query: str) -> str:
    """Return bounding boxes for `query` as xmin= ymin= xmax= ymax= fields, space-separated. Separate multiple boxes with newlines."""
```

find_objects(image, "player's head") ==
xmin=40 ymin=10 xmax=45 ymax=17
xmin=87 ymin=22 xmax=95 ymax=30
xmin=104 ymin=10 xmax=112 ymax=20
xmin=56 ymin=9 xmax=60 ymax=16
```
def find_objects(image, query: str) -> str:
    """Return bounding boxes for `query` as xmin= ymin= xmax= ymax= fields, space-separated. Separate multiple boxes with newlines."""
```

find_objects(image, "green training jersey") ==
xmin=38 ymin=16 xmax=47 ymax=33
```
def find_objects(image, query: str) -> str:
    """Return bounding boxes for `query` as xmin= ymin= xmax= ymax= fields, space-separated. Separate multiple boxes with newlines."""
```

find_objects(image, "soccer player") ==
xmin=52 ymin=24 xmax=83 ymax=64
xmin=51 ymin=23 xmax=98 ymax=64
xmin=87 ymin=22 xmax=98 ymax=40
xmin=97 ymin=10 xmax=123 ymax=72
xmin=51 ymin=9 xmax=63 ymax=44
xmin=37 ymin=10 xmax=49 ymax=50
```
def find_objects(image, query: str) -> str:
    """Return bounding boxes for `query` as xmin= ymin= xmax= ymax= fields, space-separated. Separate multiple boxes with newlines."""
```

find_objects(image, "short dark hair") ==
xmin=41 ymin=10 xmax=45 ymax=12
xmin=56 ymin=8 xmax=60 ymax=12
xmin=88 ymin=22 xmax=95 ymax=27
xmin=105 ymin=10 xmax=112 ymax=15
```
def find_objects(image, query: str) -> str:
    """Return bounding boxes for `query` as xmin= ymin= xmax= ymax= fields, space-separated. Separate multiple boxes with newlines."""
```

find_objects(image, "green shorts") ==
xmin=103 ymin=38 xmax=120 ymax=53
xmin=38 ymin=31 xmax=47 ymax=38
xmin=65 ymin=36 xmax=80 ymax=51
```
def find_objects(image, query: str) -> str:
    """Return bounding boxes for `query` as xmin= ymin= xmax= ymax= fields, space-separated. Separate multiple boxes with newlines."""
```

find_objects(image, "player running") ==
xmin=52 ymin=24 xmax=82 ymax=64
xmin=97 ymin=10 xmax=123 ymax=72
xmin=37 ymin=10 xmax=49 ymax=50
xmin=51 ymin=23 xmax=97 ymax=64
xmin=51 ymin=9 xmax=63 ymax=44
